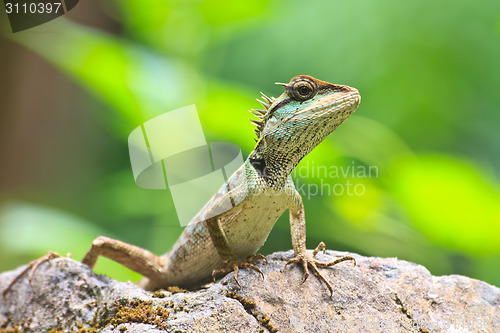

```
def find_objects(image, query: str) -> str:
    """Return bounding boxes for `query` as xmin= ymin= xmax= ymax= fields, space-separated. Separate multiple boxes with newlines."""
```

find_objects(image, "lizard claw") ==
xmin=3 ymin=251 xmax=61 ymax=299
xmin=284 ymin=243 xmax=355 ymax=297
xmin=211 ymin=254 xmax=267 ymax=288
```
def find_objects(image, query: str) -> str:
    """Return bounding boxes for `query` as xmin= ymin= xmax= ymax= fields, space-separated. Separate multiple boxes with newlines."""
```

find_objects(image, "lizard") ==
xmin=3 ymin=75 xmax=361 ymax=298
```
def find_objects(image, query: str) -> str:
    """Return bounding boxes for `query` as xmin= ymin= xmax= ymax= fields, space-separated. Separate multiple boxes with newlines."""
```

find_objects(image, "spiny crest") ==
xmin=249 ymin=92 xmax=275 ymax=141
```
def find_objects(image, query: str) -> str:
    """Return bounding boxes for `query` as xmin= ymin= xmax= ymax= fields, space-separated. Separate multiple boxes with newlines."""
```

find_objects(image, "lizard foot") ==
xmin=284 ymin=242 xmax=355 ymax=297
xmin=212 ymin=254 xmax=267 ymax=288
xmin=3 ymin=251 xmax=61 ymax=299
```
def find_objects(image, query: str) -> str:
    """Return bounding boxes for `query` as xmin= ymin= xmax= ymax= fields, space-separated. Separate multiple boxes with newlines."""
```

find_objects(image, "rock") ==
xmin=0 ymin=250 xmax=499 ymax=332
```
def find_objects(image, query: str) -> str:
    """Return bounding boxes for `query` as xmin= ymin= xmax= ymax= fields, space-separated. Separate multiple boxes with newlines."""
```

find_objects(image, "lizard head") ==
xmin=249 ymin=75 xmax=360 ymax=180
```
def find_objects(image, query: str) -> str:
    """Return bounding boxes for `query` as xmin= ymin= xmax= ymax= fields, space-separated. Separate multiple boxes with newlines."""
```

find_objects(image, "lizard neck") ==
xmin=248 ymin=146 xmax=303 ymax=185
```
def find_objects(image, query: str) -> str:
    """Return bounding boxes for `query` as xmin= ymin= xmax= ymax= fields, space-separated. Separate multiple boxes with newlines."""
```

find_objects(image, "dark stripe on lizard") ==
xmin=267 ymin=97 xmax=292 ymax=117
xmin=267 ymin=86 xmax=342 ymax=118
xmin=205 ymin=217 xmax=234 ymax=260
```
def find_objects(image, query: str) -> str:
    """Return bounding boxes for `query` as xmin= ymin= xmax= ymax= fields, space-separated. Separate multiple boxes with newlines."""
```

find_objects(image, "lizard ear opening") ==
xmin=263 ymin=115 xmax=278 ymax=133
xmin=249 ymin=157 xmax=267 ymax=178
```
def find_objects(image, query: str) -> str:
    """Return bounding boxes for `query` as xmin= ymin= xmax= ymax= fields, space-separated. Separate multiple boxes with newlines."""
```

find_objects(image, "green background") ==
xmin=1 ymin=0 xmax=499 ymax=286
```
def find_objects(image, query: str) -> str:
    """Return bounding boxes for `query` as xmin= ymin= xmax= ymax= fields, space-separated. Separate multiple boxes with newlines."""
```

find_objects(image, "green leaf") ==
xmin=390 ymin=155 xmax=500 ymax=255
xmin=0 ymin=202 xmax=141 ymax=282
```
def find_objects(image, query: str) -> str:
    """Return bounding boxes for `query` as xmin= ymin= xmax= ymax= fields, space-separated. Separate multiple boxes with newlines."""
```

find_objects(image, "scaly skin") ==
xmin=3 ymin=75 xmax=360 ymax=298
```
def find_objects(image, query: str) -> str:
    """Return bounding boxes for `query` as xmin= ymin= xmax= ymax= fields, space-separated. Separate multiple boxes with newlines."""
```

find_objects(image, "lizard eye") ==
xmin=289 ymin=80 xmax=317 ymax=101
xmin=298 ymin=86 xmax=310 ymax=95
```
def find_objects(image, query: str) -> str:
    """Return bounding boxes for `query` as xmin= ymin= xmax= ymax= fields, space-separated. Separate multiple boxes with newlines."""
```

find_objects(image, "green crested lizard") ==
xmin=4 ymin=75 xmax=360 ymax=297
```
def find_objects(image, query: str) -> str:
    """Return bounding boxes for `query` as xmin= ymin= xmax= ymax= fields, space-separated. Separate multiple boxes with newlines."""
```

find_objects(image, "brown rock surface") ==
xmin=1 ymin=250 xmax=499 ymax=332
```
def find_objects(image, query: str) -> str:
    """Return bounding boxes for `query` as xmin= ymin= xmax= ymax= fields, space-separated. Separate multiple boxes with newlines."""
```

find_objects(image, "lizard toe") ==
xmin=285 ymin=244 xmax=355 ymax=297
xmin=3 ymin=251 xmax=61 ymax=299
xmin=212 ymin=254 xmax=267 ymax=288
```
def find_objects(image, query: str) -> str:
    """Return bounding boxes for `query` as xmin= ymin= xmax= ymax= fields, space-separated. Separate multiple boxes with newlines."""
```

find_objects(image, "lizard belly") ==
xmin=224 ymin=192 xmax=290 ymax=258
xmin=161 ymin=191 xmax=290 ymax=288
xmin=161 ymin=222 xmax=223 ymax=288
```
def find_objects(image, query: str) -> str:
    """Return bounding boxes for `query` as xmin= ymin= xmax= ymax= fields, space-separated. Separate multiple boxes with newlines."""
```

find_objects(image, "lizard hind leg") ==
xmin=81 ymin=235 xmax=167 ymax=290
xmin=211 ymin=253 xmax=267 ymax=288
xmin=205 ymin=214 xmax=267 ymax=288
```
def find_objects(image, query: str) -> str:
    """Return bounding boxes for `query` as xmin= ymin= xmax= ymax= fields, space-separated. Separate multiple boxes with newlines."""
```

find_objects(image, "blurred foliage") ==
xmin=1 ymin=0 xmax=500 ymax=286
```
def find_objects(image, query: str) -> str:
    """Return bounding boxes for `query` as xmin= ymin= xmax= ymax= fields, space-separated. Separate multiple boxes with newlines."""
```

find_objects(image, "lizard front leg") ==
xmin=205 ymin=216 xmax=267 ymax=288
xmin=285 ymin=191 xmax=355 ymax=297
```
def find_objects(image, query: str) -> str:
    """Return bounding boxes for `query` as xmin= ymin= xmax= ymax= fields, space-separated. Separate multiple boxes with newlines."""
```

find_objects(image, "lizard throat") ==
xmin=249 ymin=151 xmax=302 ymax=185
